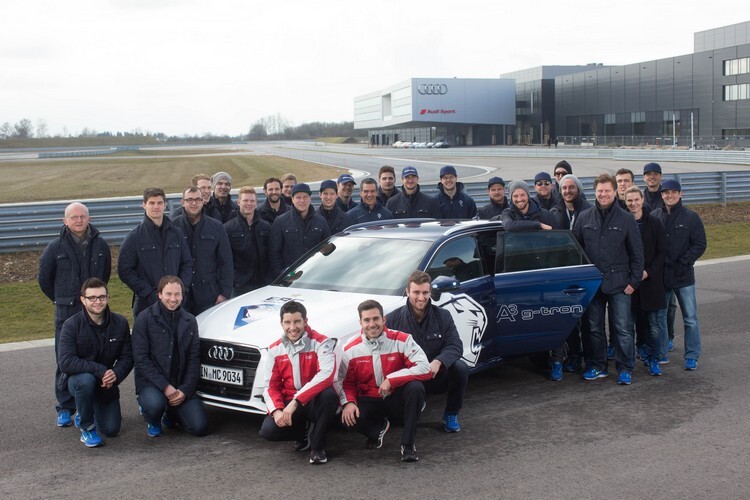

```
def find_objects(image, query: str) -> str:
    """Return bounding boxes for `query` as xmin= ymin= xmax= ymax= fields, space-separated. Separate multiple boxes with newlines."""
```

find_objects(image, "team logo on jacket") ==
xmin=434 ymin=293 xmax=488 ymax=367
xmin=234 ymin=304 xmax=277 ymax=330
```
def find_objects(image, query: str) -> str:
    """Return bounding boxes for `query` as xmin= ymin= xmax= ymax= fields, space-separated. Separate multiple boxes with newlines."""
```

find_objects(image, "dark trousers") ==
xmin=137 ymin=384 xmax=208 ymax=436
xmin=54 ymin=304 xmax=80 ymax=413
xmin=259 ymin=386 xmax=338 ymax=451
xmin=586 ymin=290 xmax=634 ymax=372
xmin=424 ymin=360 xmax=468 ymax=414
xmin=354 ymin=381 xmax=425 ymax=447
xmin=67 ymin=373 xmax=122 ymax=436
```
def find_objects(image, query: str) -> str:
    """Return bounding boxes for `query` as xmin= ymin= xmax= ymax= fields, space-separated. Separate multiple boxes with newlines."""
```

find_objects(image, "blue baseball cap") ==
xmin=643 ymin=162 xmax=662 ymax=174
xmin=319 ymin=179 xmax=337 ymax=193
xmin=487 ymin=177 xmax=505 ymax=188
xmin=337 ymin=173 xmax=356 ymax=185
xmin=291 ymin=183 xmax=312 ymax=196
xmin=661 ymin=179 xmax=682 ymax=192
xmin=401 ymin=166 xmax=419 ymax=178
xmin=440 ymin=165 xmax=457 ymax=178
xmin=534 ymin=172 xmax=552 ymax=183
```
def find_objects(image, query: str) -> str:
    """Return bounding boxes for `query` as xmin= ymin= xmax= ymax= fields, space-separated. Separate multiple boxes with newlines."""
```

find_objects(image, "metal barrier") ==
xmin=1 ymin=171 xmax=749 ymax=253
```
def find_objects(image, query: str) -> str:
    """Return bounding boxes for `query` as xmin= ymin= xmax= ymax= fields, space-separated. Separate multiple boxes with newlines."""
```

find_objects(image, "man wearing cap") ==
xmin=336 ymin=174 xmax=357 ymax=212
xmin=317 ymin=179 xmax=353 ymax=233
xmin=385 ymin=166 xmax=441 ymax=219
xmin=376 ymin=165 xmax=400 ymax=205
xmin=477 ymin=177 xmax=509 ymax=219
xmin=257 ymin=177 xmax=289 ymax=225
xmin=643 ymin=163 xmax=665 ymax=212
xmin=533 ymin=172 xmax=562 ymax=211
xmin=552 ymin=160 xmax=573 ymax=191
xmin=435 ymin=165 xmax=477 ymax=219
xmin=348 ymin=178 xmax=393 ymax=224
xmin=270 ymin=183 xmax=331 ymax=277
xmin=225 ymin=186 xmax=272 ymax=296
xmin=574 ymin=174 xmax=644 ymax=385
xmin=207 ymin=171 xmax=238 ymax=223
xmin=496 ymin=180 xmax=557 ymax=231
xmin=652 ymin=180 xmax=706 ymax=371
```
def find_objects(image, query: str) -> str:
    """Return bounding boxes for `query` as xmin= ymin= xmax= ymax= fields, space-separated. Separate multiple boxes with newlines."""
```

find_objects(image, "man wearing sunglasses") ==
xmin=533 ymin=172 xmax=562 ymax=210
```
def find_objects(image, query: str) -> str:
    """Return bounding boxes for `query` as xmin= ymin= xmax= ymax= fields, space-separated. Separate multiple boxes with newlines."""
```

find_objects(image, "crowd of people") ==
xmin=38 ymin=160 xmax=707 ymax=463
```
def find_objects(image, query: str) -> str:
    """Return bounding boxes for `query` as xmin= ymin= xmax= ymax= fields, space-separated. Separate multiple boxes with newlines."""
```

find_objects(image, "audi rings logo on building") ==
xmin=208 ymin=345 xmax=235 ymax=361
xmin=417 ymin=83 xmax=448 ymax=95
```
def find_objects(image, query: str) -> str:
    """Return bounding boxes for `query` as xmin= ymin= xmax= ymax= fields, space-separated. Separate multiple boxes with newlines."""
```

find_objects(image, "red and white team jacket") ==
xmin=337 ymin=327 xmax=430 ymax=405
xmin=260 ymin=326 xmax=336 ymax=413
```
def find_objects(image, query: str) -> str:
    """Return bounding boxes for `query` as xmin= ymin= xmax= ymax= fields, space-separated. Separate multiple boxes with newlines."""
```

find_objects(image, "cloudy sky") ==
xmin=1 ymin=0 xmax=746 ymax=137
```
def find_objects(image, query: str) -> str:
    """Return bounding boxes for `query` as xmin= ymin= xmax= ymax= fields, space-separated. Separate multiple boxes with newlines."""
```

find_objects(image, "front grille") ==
xmin=198 ymin=340 xmax=261 ymax=400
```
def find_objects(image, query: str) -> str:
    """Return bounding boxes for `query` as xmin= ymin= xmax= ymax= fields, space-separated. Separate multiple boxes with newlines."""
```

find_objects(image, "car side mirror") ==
xmin=430 ymin=275 xmax=460 ymax=301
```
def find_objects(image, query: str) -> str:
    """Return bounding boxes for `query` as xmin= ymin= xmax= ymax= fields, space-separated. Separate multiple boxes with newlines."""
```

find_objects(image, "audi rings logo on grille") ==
xmin=208 ymin=345 xmax=235 ymax=361
xmin=417 ymin=83 xmax=448 ymax=95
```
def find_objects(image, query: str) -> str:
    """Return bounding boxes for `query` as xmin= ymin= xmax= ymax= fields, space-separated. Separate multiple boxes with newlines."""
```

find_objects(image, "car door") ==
xmin=492 ymin=230 xmax=602 ymax=358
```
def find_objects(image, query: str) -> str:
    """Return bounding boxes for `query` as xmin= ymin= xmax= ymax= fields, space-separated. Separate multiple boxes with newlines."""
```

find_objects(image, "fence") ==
xmin=1 ymin=171 xmax=749 ymax=253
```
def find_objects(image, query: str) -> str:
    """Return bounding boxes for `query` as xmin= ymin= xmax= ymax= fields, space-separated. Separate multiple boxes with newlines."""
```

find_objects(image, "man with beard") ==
xmin=496 ymin=180 xmax=556 ymax=231
xmin=376 ymin=165 xmax=400 ymax=205
xmin=385 ymin=166 xmax=440 ymax=219
xmin=532 ymin=172 xmax=562 ymax=210
xmin=225 ymin=187 xmax=272 ymax=295
xmin=316 ymin=179 xmax=353 ymax=233
xmin=477 ymin=177 xmax=509 ymax=219
xmin=206 ymin=171 xmax=238 ymax=223
xmin=257 ymin=177 xmax=289 ymax=224
xmin=435 ymin=165 xmax=477 ymax=219
xmin=269 ymin=183 xmax=331 ymax=277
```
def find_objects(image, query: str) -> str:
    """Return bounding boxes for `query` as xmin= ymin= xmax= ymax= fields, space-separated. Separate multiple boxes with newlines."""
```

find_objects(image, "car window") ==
xmin=496 ymin=231 xmax=587 ymax=273
xmin=275 ymin=235 xmax=432 ymax=295
xmin=426 ymin=236 xmax=484 ymax=282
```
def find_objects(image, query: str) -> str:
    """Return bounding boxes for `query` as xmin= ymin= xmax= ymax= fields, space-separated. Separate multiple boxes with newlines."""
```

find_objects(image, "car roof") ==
xmin=343 ymin=218 xmax=504 ymax=241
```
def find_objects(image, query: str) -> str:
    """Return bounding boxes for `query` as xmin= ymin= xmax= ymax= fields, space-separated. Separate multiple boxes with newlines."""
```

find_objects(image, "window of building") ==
xmin=724 ymin=57 xmax=750 ymax=76
xmin=723 ymin=83 xmax=750 ymax=101
xmin=631 ymin=112 xmax=645 ymax=136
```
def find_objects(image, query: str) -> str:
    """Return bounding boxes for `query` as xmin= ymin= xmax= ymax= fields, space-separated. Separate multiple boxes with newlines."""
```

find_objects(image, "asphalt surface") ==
xmin=1 ymin=257 xmax=748 ymax=499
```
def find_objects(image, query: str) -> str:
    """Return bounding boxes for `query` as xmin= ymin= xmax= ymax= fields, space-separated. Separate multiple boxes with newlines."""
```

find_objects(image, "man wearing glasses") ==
xmin=39 ymin=202 xmax=111 ymax=428
xmin=58 ymin=278 xmax=133 ymax=447
xmin=552 ymin=160 xmax=573 ymax=191
xmin=533 ymin=172 xmax=562 ymax=210
xmin=173 ymin=186 xmax=233 ymax=315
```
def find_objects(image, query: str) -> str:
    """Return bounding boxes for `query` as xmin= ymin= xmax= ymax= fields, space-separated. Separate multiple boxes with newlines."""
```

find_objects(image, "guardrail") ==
xmin=37 ymin=145 xmax=140 ymax=159
xmin=1 ymin=171 xmax=749 ymax=253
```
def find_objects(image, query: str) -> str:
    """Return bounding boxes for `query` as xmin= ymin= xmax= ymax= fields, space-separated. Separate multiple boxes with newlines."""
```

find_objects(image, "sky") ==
xmin=1 ymin=0 xmax=747 ymax=137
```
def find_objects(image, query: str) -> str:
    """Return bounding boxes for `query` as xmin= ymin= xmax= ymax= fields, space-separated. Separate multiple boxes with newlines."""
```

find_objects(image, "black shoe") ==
xmin=366 ymin=418 xmax=390 ymax=449
xmin=309 ymin=449 xmax=328 ymax=465
xmin=293 ymin=422 xmax=313 ymax=452
xmin=401 ymin=444 xmax=419 ymax=462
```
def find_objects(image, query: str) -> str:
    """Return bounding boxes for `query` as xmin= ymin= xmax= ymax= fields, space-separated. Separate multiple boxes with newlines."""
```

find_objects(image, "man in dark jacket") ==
xmin=533 ymin=172 xmax=562 ymax=210
xmin=257 ymin=177 xmax=289 ymax=224
xmin=173 ymin=186 xmax=233 ymax=315
xmin=624 ymin=186 xmax=667 ymax=376
xmin=205 ymin=171 xmax=238 ymax=223
xmin=38 ymin=202 xmax=111 ymax=427
xmin=552 ymin=160 xmax=573 ymax=192
xmin=387 ymin=271 xmax=468 ymax=433
xmin=170 ymin=173 xmax=220 ymax=220
xmin=652 ymin=180 xmax=707 ymax=370
xmin=317 ymin=179 xmax=353 ymax=233
xmin=551 ymin=174 xmax=591 ymax=231
xmin=347 ymin=178 xmax=393 ymax=224
xmin=477 ymin=177 xmax=509 ymax=219
xmin=497 ymin=180 xmax=557 ymax=231
xmin=643 ymin=162 xmax=665 ymax=212
xmin=386 ymin=166 xmax=440 ymax=219
xmin=336 ymin=173 xmax=357 ymax=212
xmin=376 ymin=165 xmax=400 ymax=205
xmin=118 ymin=188 xmax=193 ymax=318
xmin=58 ymin=278 xmax=133 ymax=447
xmin=269 ymin=183 xmax=331 ymax=277
xmin=132 ymin=276 xmax=208 ymax=437
xmin=435 ymin=165 xmax=477 ymax=219
xmin=574 ymin=174 xmax=644 ymax=385
xmin=225 ymin=186 xmax=272 ymax=295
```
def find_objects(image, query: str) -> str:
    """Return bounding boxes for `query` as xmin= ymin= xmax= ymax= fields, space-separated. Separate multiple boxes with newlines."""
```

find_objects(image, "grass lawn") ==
xmin=703 ymin=222 xmax=750 ymax=260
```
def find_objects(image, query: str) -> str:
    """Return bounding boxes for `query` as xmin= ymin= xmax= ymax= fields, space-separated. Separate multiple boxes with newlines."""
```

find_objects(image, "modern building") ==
xmin=355 ymin=21 xmax=750 ymax=148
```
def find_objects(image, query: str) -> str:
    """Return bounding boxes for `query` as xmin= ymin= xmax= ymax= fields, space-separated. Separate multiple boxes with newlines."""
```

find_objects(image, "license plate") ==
xmin=200 ymin=364 xmax=244 ymax=386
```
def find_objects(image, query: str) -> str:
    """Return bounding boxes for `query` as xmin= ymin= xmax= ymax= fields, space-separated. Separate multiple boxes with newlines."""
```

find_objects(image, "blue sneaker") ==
xmin=648 ymin=359 xmax=662 ymax=376
xmin=74 ymin=413 xmax=81 ymax=429
xmin=668 ymin=339 xmax=674 ymax=352
xmin=80 ymin=427 xmax=103 ymax=448
xmin=147 ymin=423 xmax=163 ymax=437
xmin=607 ymin=344 xmax=615 ymax=360
xmin=684 ymin=358 xmax=698 ymax=371
xmin=443 ymin=412 xmax=461 ymax=433
xmin=563 ymin=356 xmax=581 ymax=373
xmin=550 ymin=361 xmax=563 ymax=381
xmin=583 ymin=367 xmax=609 ymax=380
xmin=658 ymin=356 xmax=670 ymax=365
xmin=57 ymin=410 xmax=72 ymax=427
xmin=617 ymin=370 xmax=632 ymax=385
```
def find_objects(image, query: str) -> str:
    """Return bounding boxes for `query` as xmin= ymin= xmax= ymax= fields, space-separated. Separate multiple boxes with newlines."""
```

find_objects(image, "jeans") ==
xmin=137 ymin=384 xmax=208 ymax=436
xmin=665 ymin=285 xmax=701 ymax=360
xmin=647 ymin=308 xmax=668 ymax=360
xmin=54 ymin=304 xmax=79 ymax=413
xmin=353 ymin=381 xmax=425 ymax=447
xmin=67 ymin=373 xmax=122 ymax=436
xmin=586 ymin=289 xmax=634 ymax=372
xmin=424 ymin=360 xmax=469 ymax=414
xmin=259 ymin=387 xmax=338 ymax=450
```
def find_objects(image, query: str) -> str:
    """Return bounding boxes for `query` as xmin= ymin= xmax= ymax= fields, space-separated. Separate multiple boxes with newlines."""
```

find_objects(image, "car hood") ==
xmin=196 ymin=285 xmax=406 ymax=349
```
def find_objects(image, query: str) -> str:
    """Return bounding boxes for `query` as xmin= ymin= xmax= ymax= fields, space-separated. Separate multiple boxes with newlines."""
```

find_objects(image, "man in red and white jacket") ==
xmin=338 ymin=299 xmax=431 ymax=462
xmin=259 ymin=301 xmax=338 ymax=465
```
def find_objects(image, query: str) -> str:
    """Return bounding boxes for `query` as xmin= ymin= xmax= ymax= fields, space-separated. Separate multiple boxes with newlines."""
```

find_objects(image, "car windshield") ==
xmin=274 ymin=234 xmax=432 ymax=295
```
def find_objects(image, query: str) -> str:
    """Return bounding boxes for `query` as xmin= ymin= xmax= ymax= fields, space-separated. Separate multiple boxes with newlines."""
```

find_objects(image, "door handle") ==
xmin=563 ymin=287 xmax=587 ymax=295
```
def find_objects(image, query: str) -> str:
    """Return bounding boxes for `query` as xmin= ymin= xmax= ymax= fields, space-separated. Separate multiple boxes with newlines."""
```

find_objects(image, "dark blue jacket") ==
xmin=117 ymin=216 xmax=192 ymax=313
xmin=633 ymin=211 xmax=667 ymax=311
xmin=173 ymin=214 xmax=234 ymax=312
xmin=38 ymin=225 xmax=111 ymax=307
xmin=534 ymin=190 xmax=563 ymax=211
xmin=436 ymin=182 xmax=478 ymax=219
xmin=652 ymin=201 xmax=707 ymax=289
xmin=58 ymin=308 xmax=133 ymax=401
xmin=377 ymin=186 xmax=400 ymax=206
xmin=224 ymin=215 xmax=272 ymax=290
xmin=385 ymin=185 xmax=440 ymax=219
xmin=387 ymin=301 xmax=463 ymax=368
xmin=499 ymin=198 xmax=558 ymax=230
xmin=346 ymin=202 xmax=393 ymax=225
xmin=132 ymin=302 xmax=200 ymax=397
xmin=206 ymin=194 xmax=238 ymax=224
xmin=317 ymin=204 xmax=354 ymax=234
xmin=477 ymin=198 xmax=509 ymax=220
xmin=257 ymin=198 xmax=289 ymax=225
xmin=336 ymin=197 xmax=357 ymax=212
xmin=574 ymin=202 xmax=644 ymax=295
xmin=645 ymin=188 xmax=665 ymax=213
xmin=550 ymin=195 xmax=592 ymax=230
xmin=171 ymin=203 xmax=220 ymax=221
xmin=269 ymin=207 xmax=330 ymax=276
